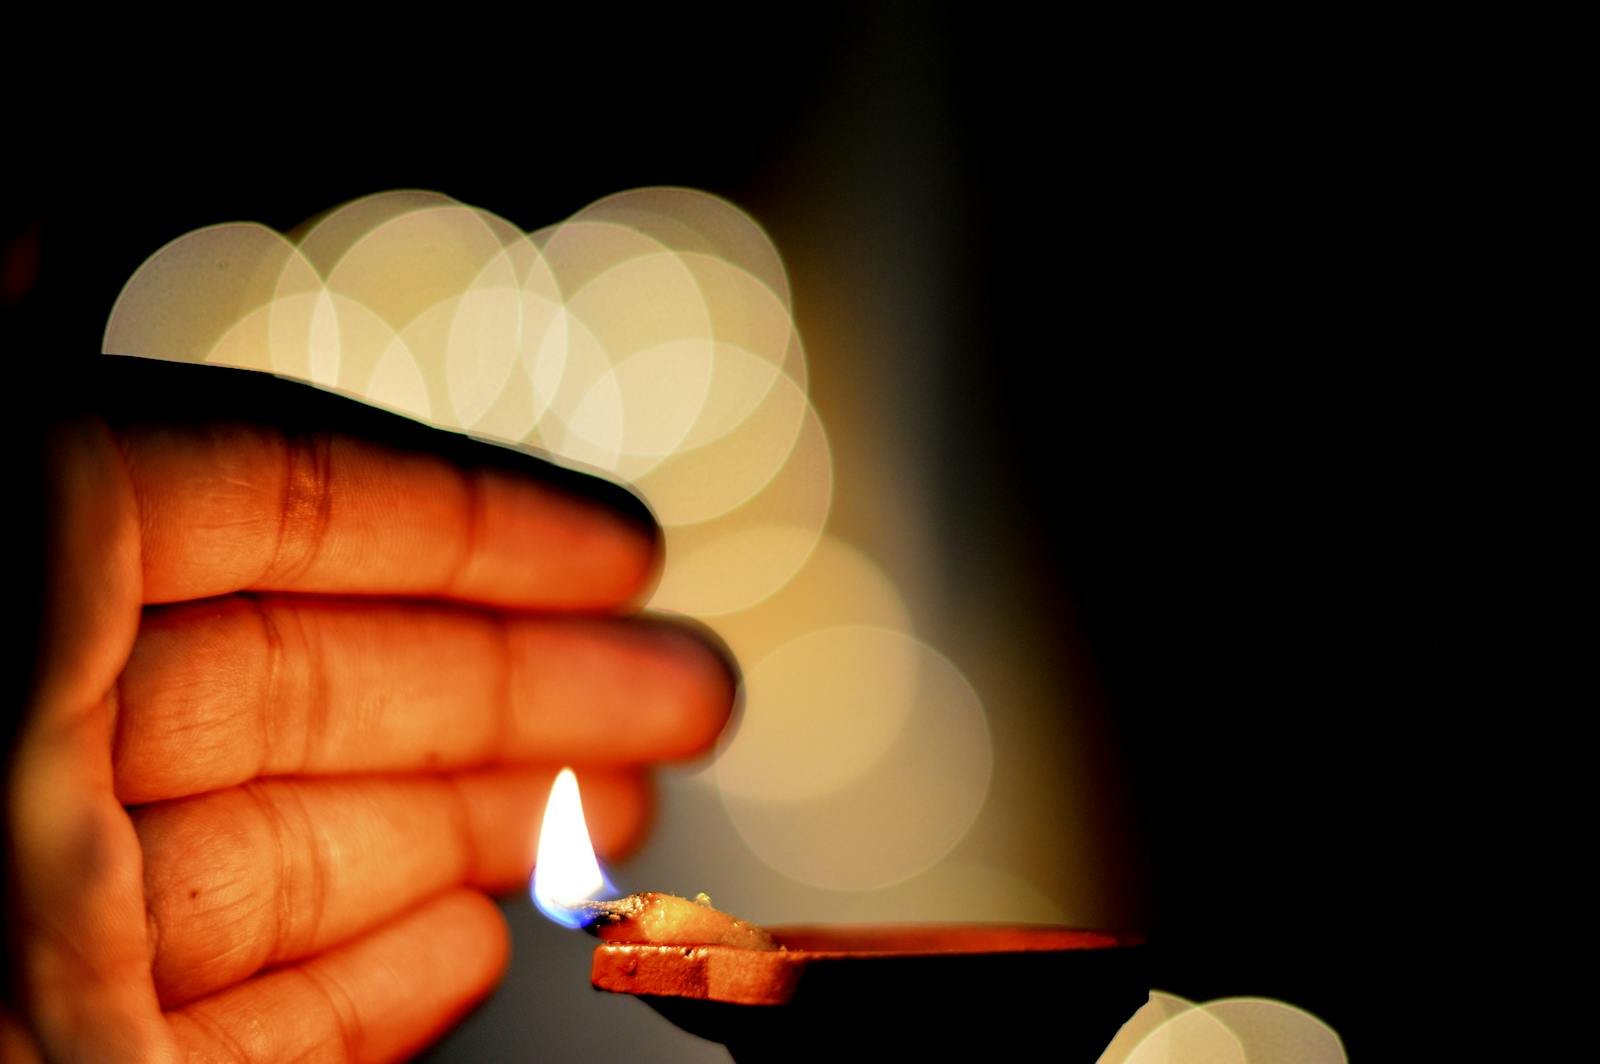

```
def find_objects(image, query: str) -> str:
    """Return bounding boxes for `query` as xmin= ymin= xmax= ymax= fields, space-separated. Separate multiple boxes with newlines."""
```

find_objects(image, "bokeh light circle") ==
xmin=1102 ymin=994 xmax=1347 ymax=1064
xmin=634 ymin=361 xmax=809 ymax=527
xmin=1099 ymin=992 xmax=1199 ymax=1064
xmin=324 ymin=205 xmax=510 ymax=333
xmin=836 ymin=862 xmax=1068 ymax=924
xmin=293 ymin=189 xmax=460 ymax=275
xmin=105 ymin=223 xmax=312 ymax=364
xmin=1124 ymin=1003 xmax=1247 ymax=1064
xmin=572 ymin=186 xmax=792 ymax=312
xmin=716 ymin=626 xmax=921 ymax=803
xmin=716 ymin=627 xmax=992 ymax=892
xmin=707 ymin=533 xmax=910 ymax=671
xmin=647 ymin=398 xmax=833 ymax=616
xmin=1204 ymin=998 xmax=1347 ymax=1063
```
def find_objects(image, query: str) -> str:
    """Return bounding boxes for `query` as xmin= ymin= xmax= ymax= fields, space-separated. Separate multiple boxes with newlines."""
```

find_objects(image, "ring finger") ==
xmin=135 ymin=766 xmax=647 ymax=1008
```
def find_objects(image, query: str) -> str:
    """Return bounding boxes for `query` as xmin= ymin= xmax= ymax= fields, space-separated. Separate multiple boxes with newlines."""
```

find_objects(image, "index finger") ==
xmin=95 ymin=358 xmax=658 ymax=607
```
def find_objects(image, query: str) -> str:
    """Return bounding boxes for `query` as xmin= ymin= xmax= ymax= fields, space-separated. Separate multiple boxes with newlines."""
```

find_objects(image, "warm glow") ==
xmin=647 ymin=402 xmax=834 ymax=616
xmin=716 ymin=625 xmax=921 ymax=802
xmin=1098 ymin=993 xmax=1348 ymax=1064
xmin=1122 ymin=1002 xmax=1247 ymax=1064
xmin=101 ymin=189 xmax=1350 ymax=1058
xmin=717 ymin=628 xmax=993 ymax=891
xmin=323 ymin=204 xmax=509 ymax=332
xmin=105 ymin=187 xmax=989 ymax=914
xmin=635 ymin=363 xmax=809 ymax=526
xmin=708 ymin=533 xmax=910 ymax=671
xmin=1199 ymin=999 xmax=1347 ymax=1063
xmin=1098 ymin=991 xmax=1199 ymax=1063
xmin=530 ymin=768 xmax=615 ymax=928
xmin=572 ymin=187 xmax=793 ymax=312
xmin=837 ymin=862 xmax=1068 ymax=924
xmin=104 ymin=223 xmax=308 ymax=367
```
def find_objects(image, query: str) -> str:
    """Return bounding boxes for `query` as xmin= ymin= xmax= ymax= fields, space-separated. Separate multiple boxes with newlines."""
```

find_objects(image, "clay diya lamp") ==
xmin=584 ymin=893 xmax=1148 ymax=1063
xmin=536 ymin=772 xmax=1148 ymax=1061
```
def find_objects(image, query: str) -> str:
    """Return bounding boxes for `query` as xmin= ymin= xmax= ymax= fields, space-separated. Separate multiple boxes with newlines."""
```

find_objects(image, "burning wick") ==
xmin=532 ymin=769 xmax=775 ymax=948
xmin=531 ymin=768 xmax=618 ymax=928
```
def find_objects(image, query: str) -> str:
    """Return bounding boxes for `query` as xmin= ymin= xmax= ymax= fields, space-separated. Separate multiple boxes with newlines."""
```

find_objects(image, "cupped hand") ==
xmin=2 ymin=360 xmax=735 ymax=1063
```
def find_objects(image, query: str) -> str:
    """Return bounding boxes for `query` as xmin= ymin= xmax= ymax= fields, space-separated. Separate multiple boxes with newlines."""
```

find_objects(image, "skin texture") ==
xmin=2 ymin=363 xmax=737 ymax=1062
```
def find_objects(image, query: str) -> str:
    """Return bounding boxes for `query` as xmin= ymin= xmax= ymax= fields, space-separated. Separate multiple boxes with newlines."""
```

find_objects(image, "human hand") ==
xmin=2 ymin=359 xmax=735 ymax=1063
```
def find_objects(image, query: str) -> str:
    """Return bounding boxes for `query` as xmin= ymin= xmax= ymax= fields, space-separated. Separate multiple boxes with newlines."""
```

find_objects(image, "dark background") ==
xmin=6 ymin=11 xmax=1542 ymax=1058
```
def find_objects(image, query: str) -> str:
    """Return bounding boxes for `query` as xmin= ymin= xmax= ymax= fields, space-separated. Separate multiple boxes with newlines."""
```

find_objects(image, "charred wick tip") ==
xmin=575 ymin=894 xmax=647 ymax=935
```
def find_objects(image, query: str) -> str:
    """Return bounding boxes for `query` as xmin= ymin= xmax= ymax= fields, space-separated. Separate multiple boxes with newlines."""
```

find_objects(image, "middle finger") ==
xmin=113 ymin=595 xmax=735 ymax=804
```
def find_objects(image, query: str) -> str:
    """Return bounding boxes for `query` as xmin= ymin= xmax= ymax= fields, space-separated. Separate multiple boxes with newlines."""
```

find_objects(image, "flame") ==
xmin=531 ymin=768 xmax=617 ymax=928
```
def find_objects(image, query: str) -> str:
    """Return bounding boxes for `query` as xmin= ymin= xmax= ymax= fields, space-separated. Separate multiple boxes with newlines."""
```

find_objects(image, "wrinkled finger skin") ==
xmin=3 ymin=358 xmax=737 ymax=1062
xmin=114 ymin=599 xmax=733 ymax=803
xmin=137 ymin=769 xmax=652 ymax=1008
